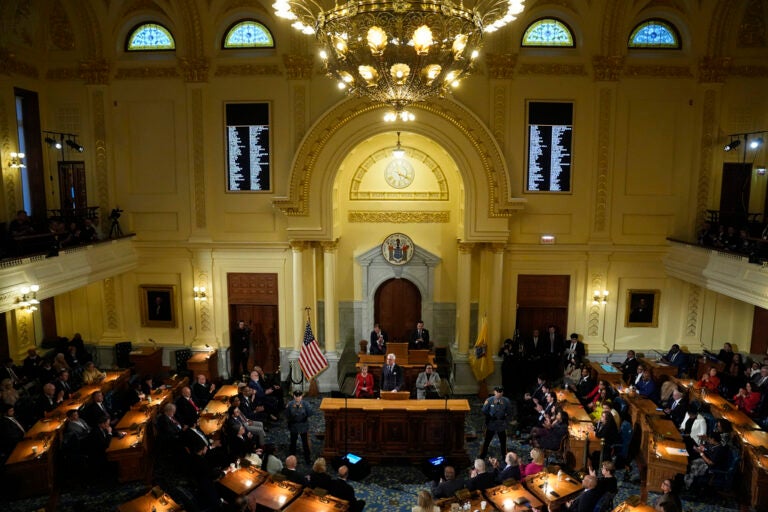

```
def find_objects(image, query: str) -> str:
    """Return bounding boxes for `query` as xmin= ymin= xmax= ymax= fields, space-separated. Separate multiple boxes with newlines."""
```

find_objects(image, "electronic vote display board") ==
xmin=526 ymin=101 xmax=573 ymax=193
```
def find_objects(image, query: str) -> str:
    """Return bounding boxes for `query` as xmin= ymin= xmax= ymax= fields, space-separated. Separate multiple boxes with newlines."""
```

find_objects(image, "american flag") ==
xmin=299 ymin=319 xmax=328 ymax=380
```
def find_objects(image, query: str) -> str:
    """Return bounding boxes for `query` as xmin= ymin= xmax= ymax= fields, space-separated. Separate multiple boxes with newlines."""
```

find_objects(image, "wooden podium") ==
xmin=129 ymin=347 xmax=162 ymax=377
xmin=320 ymin=397 xmax=470 ymax=465
xmin=188 ymin=350 xmax=219 ymax=381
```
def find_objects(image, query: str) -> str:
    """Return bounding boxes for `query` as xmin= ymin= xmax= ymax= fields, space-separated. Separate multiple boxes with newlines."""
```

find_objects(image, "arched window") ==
xmin=223 ymin=20 xmax=275 ymax=49
xmin=521 ymin=18 xmax=575 ymax=47
xmin=126 ymin=23 xmax=175 ymax=51
xmin=628 ymin=19 xmax=680 ymax=49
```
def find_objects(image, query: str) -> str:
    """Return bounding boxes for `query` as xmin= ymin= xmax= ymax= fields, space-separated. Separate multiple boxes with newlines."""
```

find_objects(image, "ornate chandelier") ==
xmin=273 ymin=0 xmax=526 ymax=121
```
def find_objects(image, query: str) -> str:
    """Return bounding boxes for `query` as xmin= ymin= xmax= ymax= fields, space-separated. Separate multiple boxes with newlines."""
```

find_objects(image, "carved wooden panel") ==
xmin=517 ymin=275 xmax=570 ymax=308
xmin=227 ymin=273 xmax=278 ymax=305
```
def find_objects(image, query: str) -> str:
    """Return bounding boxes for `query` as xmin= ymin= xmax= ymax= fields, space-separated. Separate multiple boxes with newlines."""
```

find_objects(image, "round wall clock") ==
xmin=384 ymin=159 xmax=415 ymax=189
xmin=381 ymin=233 xmax=414 ymax=265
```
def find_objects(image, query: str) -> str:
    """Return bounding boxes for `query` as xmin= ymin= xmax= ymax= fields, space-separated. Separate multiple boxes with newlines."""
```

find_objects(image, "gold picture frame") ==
xmin=139 ymin=285 xmax=176 ymax=328
xmin=625 ymin=289 xmax=660 ymax=327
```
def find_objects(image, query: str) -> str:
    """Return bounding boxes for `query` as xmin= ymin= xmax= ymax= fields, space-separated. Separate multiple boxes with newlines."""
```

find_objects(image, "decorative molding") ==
xmin=104 ymin=277 xmax=119 ymax=330
xmin=214 ymin=64 xmax=281 ymax=77
xmin=92 ymin=89 xmax=110 ymax=238
xmin=738 ymin=0 xmax=766 ymax=48
xmin=290 ymin=240 xmax=311 ymax=251
xmin=729 ymin=65 xmax=768 ymax=77
xmin=485 ymin=53 xmax=517 ymax=79
xmin=0 ymin=48 xmax=39 ymax=78
xmin=283 ymin=54 xmax=314 ymax=80
xmin=587 ymin=273 xmax=603 ymax=337
xmin=489 ymin=242 xmax=506 ymax=253
xmin=320 ymin=240 xmax=339 ymax=252
xmin=594 ymin=88 xmax=611 ymax=233
xmin=0 ymin=97 xmax=17 ymax=219
xmin=191 ymin=88 xmax=206 ymax=228
xmin=517 ymin=63 xmax=588 ymax=76
xmin=695 ymin=89 xmax=718 ymax=228
xmin=47 ymin=59 xmax=111 ymax=84
xmin=348 ymin=211 xmax=450 ymax=223
xmin=179 ymin=57 xmax=210 ymax=83
xmin=623 ymin=65 xmax=693 ymax=78
xmin=492 ymin=85 xmax=506 ymax=152
xmin=16 ymin=311 xmax=31 ymax=349
xmin=698 ymin=56 xmax=731 ymax=83
xmin=274 ymin=98 xmax=520 ymax=219
xmin=114 ymin=66 xmax=180 ymax=80
xmin=350 ymin=146 xmax=449 ymax=201
xmin=458 ymin=242 xmax=475 ymax=254
xmin=49 ymin=0 xmax=76 ymax=51
xmin=592 ymin=55 xmax=624 ymax=81
xmin=196 ymin=270 xmax=211 ymax=332
xmin=685 ymin=283 xmax=701 ymax=337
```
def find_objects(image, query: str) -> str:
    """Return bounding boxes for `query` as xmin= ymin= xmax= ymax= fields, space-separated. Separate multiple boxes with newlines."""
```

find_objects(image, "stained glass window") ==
xmin=224 ymin=20 xmax=274 ymax=48
xmin=628 ymin=19 xmax=680 ymax=48
xmin=126 ymin=23 xmax=175 ymax=51
xmin=522 ymin=18 xmax=575 ymax=47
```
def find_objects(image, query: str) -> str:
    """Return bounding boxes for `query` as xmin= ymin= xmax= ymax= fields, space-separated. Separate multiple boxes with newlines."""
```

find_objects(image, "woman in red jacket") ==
xmin=696 ymin=367 xmax=721 ymax=393
xmin=353 ymin=365 xmax=374 ymax=398
xmin=733 ymin=382 xmax=761 ymax=415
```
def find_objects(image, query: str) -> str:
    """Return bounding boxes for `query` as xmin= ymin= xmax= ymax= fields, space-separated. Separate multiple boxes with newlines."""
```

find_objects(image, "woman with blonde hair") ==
xmin=519 ymin=447 xmax=546 ymax=477
xmin=412 ymin=490 xmax=439 ymax=512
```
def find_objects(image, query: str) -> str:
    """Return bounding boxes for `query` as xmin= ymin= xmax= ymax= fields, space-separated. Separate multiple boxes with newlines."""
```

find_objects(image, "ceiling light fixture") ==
xmin=65 ymin=139 xmax=84 ymax=153
xmin=273 ymin=0 xmax=527 ymax=122
xmin=45 ymin=136 xmax=62 ymax=150
xmin=392 ymin=132 xmax=405 ymax=159
xmin=9 ymin=152 xmax=25 ymax=168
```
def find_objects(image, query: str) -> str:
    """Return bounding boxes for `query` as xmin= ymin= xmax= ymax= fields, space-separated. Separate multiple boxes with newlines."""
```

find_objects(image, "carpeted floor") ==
xmin=0 ymin=393 xmax=749 ymax=511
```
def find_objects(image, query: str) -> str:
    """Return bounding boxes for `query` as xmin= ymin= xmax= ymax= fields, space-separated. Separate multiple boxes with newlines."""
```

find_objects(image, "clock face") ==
xmin=385 ymin=160 xmax=415 ymax=189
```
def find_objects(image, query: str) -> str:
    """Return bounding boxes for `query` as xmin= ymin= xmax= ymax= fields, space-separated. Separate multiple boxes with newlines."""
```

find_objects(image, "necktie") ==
xmin=671 ymin=352 xmax=677 ymax=362
xmin=189 ymin=398 xmax=199 ymax=412
xmin=672 ymin=400 xmax=678 ymax=410
xmin=760 ymin=376 xmax=767 ymax=387
xmin=10 ymin=417 xmax=24 ymax=434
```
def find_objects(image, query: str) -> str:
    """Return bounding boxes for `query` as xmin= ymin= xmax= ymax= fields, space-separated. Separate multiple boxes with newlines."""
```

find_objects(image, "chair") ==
xmin=114 ymin=341 xmax=133 ymax=368
xmin=175 ymin=348 xmax=192 ymax=378
xmin=544 ymin=435 xmax=568 ymax=466
xmin=593 ymin=491 xmax=615 ymax=512
xmin=709 ymin=446 xmax=740 ymax=493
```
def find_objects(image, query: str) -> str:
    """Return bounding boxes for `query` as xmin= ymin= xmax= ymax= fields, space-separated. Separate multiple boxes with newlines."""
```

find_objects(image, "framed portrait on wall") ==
xmin=625 ymin=289 xmax=660 ymax=327
xmin=140 ymin=285 xmax=176 ymax=327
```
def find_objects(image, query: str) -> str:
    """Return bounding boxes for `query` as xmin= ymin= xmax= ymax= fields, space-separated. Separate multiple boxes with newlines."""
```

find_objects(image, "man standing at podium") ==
xmin=409 ymin=320 xmax=430 ymax=350
xmin=381 ymin=353 xmax=403 ymax=392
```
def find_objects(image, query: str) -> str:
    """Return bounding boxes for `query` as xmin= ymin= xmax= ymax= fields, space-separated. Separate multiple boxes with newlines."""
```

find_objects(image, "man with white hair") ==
xmin=565 ymin=474 xmax=600 ymax=512
xmin=468 ymin=458 xmax=496 ymax=491
xmin=381 ymin=353 xmax=403 ymax=392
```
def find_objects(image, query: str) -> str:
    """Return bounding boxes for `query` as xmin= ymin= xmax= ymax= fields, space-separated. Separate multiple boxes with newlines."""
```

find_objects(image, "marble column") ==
xmin=456 ymin=242 xmax=474 ymax=354
xmin=321 ymin=240 xmax=339 ymax=354
xmin=488 ymin=243 xmax=506 ymax=356
xmin=290 ymin=241 xmax=307 ymax=350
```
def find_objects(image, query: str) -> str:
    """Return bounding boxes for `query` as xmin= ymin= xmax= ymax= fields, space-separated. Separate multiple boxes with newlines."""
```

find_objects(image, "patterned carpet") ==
xmin=0 ymin=393 xmax=750 ymax=511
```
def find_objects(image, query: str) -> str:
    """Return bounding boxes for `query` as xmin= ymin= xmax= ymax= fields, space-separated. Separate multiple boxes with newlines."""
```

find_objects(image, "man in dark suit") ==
xmin=85 ymin=415 xmax=115 ymax=476
xmin=409 ymin=320 xmax=430 ymax=350
xmin=619 ymin=350 xmax=640 ymax=384
xmin=575 ymin=366 xmax=595 ymax=401
xmin=539 ymin=325 xmax=564 ymax=357
xmin=0 ymin=404 xmax=25 ymax=463
xmin=36 ymin=383 xmax=62 ymax=418
xmin=380 ymin=353 xmax=403 ymax=391
xmin=22 ymin=348 xmax=42 ymax=381
xmin=369 ymin=323 xmax=388 ymax=355
xmin=231 ymin=320 xmax=251 ymax=377
xmin=327 ymin=465 xmax=365 ymax=512
xmin=280 ymin=455 xmax=306 ymax=485
xmin=432 ymin=465 xmax=466 ymax=499
xmin=63 ymin=409 xmax=91 ymax=443
xmin=54 ymin=370 xmax=74 ymax=400
xmin=752 ymin=365 xmax=768 ymax=392
xmin=468 ymin=459 xmax=497 ymax=491
xmin=662 ymin=344 xmax=687 ymax=376
xmin=491 ymin=451 xmax=522 ymax=483
xmin=565 ymin=474 xmax=601 ymax=512
xmin=564 ymin=333 xmax=586 ymax=368
xmin=663 ymin=389 xmax=688 ymax=427
xmin=156 ymin=403 xmax=183 ymax=450
xmin=191 ymin=374 xmax=216 ymax=409
xmin=81 ymin=391 xmax=116 ymax=428
xmin=175 ymin=386 xmax=201 ymax=428
xmin=0 ymin=358 xmax=25 ymax=388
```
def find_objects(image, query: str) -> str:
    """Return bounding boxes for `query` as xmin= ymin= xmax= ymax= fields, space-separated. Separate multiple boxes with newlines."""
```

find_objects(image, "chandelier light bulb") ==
xmin=750 ymin=137 xmax=763 ymax=149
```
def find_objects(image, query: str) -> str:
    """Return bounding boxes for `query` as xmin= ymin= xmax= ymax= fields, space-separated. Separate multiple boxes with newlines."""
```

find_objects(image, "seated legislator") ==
xmin=662 ymin=344 xmax=688 ymax=376
xmin=635 ymin=369 xmax=659 ymax=403
xmin=532 ymin=410 xmax=569 ymax=450
xmin=354 ymin=365 xmax=375 ymax=398
xmin=0 ymin=404 xmax=25 ymax=462
xmin=467 ymin=458 xmax=497 ymax=491
xmin=191 ymin=374 xmax=216 ymax=409
xmin=733 ymin=382 xmax=761 ymax=415
xmin=663 ymin=389 xmax=689 ymax=427
xmin=381 ymin=353 xmax=404 ymax=392
xmin=415 ymin=364 xmax=441 ymax=399
xmin=369 ymin=323 xmax=388 ymax=355
xmin=491 ymin=451 xmax=521 ymax=483
xmin=696 ymin=367 xmax=721 ymax=393
xmin=431 ymin=465 xmax=467 ymax=499
xmin=81 ymin=361 xmax=106 ymax=385
xmin=409 ymin=320 xmax=430 ymax=350
xmin=175 ymin=386 xmax=201 ymax=428
xmin=619 ymin=350 xmax=640 ymax=384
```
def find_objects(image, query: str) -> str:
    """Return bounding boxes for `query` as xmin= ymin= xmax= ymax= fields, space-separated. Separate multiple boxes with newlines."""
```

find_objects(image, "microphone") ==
xmin=148 ymin=338 xmax=157 ymax=347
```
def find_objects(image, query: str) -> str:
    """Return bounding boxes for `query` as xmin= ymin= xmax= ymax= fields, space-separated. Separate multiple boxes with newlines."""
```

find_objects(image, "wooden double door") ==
xmin=227 ymin=273 xmax=280 ymax=375
xmin=374 ymin=278 xmax=421 ymax=343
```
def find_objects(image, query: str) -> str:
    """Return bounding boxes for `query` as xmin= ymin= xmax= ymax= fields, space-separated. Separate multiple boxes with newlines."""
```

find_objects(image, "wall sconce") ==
xmin=540 ymin=235 xmax=555 ymax=245
xmin=9 ymin=152 xmax=26 ymax=168
xmin=592 ymin=290 xmax=608 ymax=305
xmin=18 ymin=284 xmax=40 ymax=312
xmin=193 ymin=286 xmax=207 ymax=301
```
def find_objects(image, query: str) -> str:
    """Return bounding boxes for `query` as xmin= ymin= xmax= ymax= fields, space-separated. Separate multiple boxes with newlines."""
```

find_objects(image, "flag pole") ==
xmin=478 ymin=313 xmax=488 ymax=399
xmin=304 ymin=306 xmax=320 ymax=397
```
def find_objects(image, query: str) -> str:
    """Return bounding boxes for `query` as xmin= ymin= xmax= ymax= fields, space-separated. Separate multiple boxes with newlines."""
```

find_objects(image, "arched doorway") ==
xmin=375 ymin=278 xmax=421 ymax=343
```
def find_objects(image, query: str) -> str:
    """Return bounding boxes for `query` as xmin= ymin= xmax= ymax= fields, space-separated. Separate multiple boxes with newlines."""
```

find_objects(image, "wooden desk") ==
xmin=203 ymin=398 xmax=230 ymax=415
xmin=356 ymin=356 xmax=436 ymax=393
xmin=622 ymin=393 xmax=664 ymax=428
xmin=567 ymin=423 xmax=598 ymax=471
xmin=610 ymin=502 xmax=655 ymax=512
xmin=320 ymin=398 xmax=470 ymax=465
xmin=561 ymin=402 xmax=592 ymax=423
xmin=435 ymin=489 xmax=488 ymax=511
xmin=214 ymin=384 xmax=240 ymax=400
xmin=639 ymin=358 xmax=677 ymax=380
xmin=246 ymin=475 xmax=303 ymax=510
xmin=523 ymin=472 xmax=583 ymax=511
xmin=25 ymin=418 xmax=64 ymax=439
xmin=589 ymin=362 xmax=624 ymax=387
xmin=130 ymin=347 xmax=163 ymax=376
xmin=282 ymin=487 xmax=348 ymax=512
xmin=485 ymin=482 xmax=544 ymax=511
xmin=556 ymin=388 xmax=582 ymax=405
xmin=103 ymin=369 xmax=131 ymax=392
xmin=116 ymin=409 xmax=152 ymax=431
xmin=218 ymin=466 xmax=269 ymax=497
xmin=646 ymin=439 xmax=688 ymax=491
xmin=118 ymin=489 xmax=183 ymax=512
xmin=199 ymin=415 xmax=227 ymax=436
xmin=4 ymin=437 xmax=55 ymax=497
xmin=106 ymin=430 xmax=148 ymax=483
xmin=742 ymin=444 xmax=768 ymax=511
xmin=188 ymin=350 xmax=219 ymax=381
